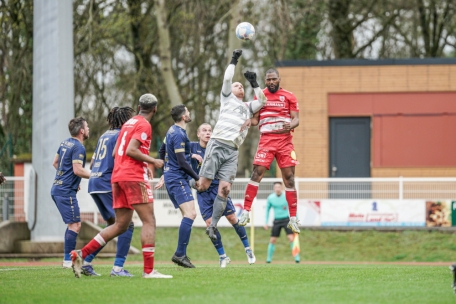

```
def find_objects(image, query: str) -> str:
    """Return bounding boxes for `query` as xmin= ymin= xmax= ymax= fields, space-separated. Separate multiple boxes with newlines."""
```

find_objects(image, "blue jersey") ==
xmin=163 ymin=125 xmax=192 ymax=181
xmin=190 ymin=142 xmax=219 ymax=186
xmin=88 ymin=129 xmax=119 ymax=193
xmin=51 ymin=138 xmax=86 ymax=196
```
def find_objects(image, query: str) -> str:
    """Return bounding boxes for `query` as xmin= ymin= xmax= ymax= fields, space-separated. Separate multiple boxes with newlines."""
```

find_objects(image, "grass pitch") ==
xmin=2 ymin=228 xmax=456 ymax=303
xmin=0 ymin=263 xmax=454 ymax=303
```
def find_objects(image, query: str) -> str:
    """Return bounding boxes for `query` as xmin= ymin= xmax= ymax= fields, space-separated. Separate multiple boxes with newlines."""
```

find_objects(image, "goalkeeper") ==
xmin=264 ymin=182 xmax=300 ymax=263
xmin=193 ymin=49 xmax=267 ymax=242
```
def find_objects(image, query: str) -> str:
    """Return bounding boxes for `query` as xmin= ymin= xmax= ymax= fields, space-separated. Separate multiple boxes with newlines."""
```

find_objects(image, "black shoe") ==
xmin=171 ymin=254 xmax=195 ymax=268
xmin=206 ymin=225 xmax=218 ymax=241
xmin=450 ymin=264 xmax=456 ymax=293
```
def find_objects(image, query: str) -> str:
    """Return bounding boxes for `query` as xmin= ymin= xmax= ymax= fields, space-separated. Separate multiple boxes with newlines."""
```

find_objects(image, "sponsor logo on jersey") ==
xmin=79 ymin=154 xmax=84 ymax=159
xmin=233 ymin=105 xmax=249 ymax=117
xmin=266 ymin=101 xmax=285 ymax=107
xmin=256 ymin=152 xmax=267 ymax=159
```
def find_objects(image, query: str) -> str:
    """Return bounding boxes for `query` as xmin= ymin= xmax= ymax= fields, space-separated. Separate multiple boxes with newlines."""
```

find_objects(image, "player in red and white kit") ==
xmin=238 ymin=68 xmax=301 ymax=233
xmin=70 ymin=94 xmax=172 ymax=279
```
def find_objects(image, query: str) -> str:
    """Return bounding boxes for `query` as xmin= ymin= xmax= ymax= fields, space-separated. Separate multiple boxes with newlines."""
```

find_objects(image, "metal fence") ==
xmin=0 ymin=177 xmax=26 ymax=222
xmin=1 ymin=176 xmax=456 ymax=223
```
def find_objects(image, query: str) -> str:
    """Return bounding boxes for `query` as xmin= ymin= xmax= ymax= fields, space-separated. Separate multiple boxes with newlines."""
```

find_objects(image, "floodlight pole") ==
xmin=31 ymin=0 xmax=74 ymax=241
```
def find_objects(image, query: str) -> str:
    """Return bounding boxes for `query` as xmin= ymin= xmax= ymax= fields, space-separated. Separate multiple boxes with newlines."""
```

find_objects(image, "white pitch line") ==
xmin=0 ymin=268 xmax=46 ymax=272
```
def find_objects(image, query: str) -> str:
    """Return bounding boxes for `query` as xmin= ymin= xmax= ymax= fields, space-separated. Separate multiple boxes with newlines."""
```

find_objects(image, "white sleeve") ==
xmin=247 ymin=87 xmax=267 ymax=114
xmin=221 ymin=64 xmax=235 ymax=98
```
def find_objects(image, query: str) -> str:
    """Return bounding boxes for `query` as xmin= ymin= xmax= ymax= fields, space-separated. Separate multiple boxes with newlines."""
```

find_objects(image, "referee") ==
xmin=264 ymin=182 xmax=300 ymax=263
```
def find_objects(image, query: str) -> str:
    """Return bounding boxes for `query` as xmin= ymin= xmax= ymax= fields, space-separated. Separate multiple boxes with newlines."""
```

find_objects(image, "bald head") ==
xmin=231 ymin=82 xmax=244 ymax=99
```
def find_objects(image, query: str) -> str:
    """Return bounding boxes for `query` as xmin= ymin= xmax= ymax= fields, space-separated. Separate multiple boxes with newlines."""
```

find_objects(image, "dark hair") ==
xmin=171 ymin=104 xmax=187 ymax=122
xmin=265 ymin=68 xmax=280 ymax=77
xmin=68 ymin=117 xmax=87 ymax=136
xmin=273 ymin=181 xmax=283 ymax=186
xmin=108 ymin=106 xmax=134 ymax=130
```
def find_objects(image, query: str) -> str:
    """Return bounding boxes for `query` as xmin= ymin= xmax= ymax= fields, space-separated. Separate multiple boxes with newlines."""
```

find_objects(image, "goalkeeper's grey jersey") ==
xmin=211 ymin=93 xmax=253 ymax=149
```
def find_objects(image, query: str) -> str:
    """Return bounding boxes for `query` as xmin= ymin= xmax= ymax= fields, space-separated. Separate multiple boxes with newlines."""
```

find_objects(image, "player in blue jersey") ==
xmin=190 ymin=123 xmax=256 ymax=267
xmin=156 ymin=104 xmax=198 ymax=268
xmin=0 ymin=172 xmax=5 ymax=185
xmin=51 ymin=117 xmax=91 ymax=268
xmin=81 ymin=106 xmax=136 ymax=277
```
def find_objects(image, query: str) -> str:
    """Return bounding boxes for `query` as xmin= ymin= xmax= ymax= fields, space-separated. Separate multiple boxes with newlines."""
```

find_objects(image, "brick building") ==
xmin=276 ymin=58 xmax=456 ymax=178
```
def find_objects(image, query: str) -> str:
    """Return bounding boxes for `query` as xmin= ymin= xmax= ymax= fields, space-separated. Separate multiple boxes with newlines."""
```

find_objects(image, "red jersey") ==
xmin=258 ymin=88 xmax=299 ymax=134
xmin=112 ymin=115 xmax=152 ymax=183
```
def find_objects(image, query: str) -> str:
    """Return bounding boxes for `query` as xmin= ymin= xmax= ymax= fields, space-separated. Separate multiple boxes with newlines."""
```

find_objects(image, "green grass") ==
xmin=127 ymin=227 xmax=456 ymax=263
xmin=2 ymin=229 xmax=456 ymax=303
xmin=0 ymin=264 xmax=454 ymax=303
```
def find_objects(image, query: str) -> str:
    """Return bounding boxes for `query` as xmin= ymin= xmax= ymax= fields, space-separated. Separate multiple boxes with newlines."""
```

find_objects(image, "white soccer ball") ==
xmin=235 ymin=22 xmax=255 ymax=41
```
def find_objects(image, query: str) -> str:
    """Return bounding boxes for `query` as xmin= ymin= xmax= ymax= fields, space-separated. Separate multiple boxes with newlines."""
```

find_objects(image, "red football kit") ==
xmin=253 ymin=87 xmax=299 ymax=169
xmin=112 ymin=115 xmax=153 ymax=209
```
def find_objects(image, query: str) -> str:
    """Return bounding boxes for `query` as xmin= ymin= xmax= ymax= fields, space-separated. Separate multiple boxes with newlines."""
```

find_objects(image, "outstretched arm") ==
xmin=221 ymin=49 xmax=243 ymax=97
xmin=222 ymin=64 xmax=235 ymax=97
xmin=244 ymin=71 xmax=267 ymax=114
xmin=250 ymin=87 xmax=267 ymax=113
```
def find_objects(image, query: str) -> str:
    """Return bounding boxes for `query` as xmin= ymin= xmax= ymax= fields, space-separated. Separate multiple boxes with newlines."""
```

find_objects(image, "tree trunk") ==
xmin=154 ymin=0 xmax=182 ymax=108
xmin=328 ymin=0 xmax=355 ymax=58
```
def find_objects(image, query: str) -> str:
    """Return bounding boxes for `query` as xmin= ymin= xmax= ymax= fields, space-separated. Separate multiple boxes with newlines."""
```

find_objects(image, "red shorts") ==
xmin=253 ymin=133 xmax=298 ymax=170
xmin=112 ymin=181 xmax=153 ymax=210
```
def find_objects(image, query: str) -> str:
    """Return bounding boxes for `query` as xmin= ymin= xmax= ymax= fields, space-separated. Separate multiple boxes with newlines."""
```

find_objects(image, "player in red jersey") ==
xmin=238 ymin=68 xmax=301 ymax=233
xmin=70 ymin=94 xmax=172 ymax=279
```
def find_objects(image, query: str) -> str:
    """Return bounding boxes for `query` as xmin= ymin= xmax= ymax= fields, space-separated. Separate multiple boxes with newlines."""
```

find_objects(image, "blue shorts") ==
xmin=52 ymin=195 xmax=80 ymax=224
xmin=90 ymin=192 xmax=115 ymax=221
xmin=197 ymin=184 xmax=236 ymax=221
xmin=165 ymin=178 xmax=194 ymax=209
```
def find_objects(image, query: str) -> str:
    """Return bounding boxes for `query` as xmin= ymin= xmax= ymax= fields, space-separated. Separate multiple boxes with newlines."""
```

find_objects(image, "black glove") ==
xmin=244 ymin=71 xmax=259 ymax=88
xmin=230 ymin=49 xmax=243 ymax=65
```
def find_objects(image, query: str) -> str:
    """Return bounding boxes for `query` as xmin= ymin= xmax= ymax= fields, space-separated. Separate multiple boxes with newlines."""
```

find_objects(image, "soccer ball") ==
xmin=235 ymin=22 xmax=255 ymax=41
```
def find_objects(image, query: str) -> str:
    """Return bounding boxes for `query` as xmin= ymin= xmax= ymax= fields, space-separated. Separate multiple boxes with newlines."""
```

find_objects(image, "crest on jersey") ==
xmin=180 ymin=142 xmax=185 ymax=147
xmin=279 ymin=96 xmax=285 ymax=102
xmin=141 ymin=132 xmax=147 ymax=140
xmin=290 ymin=151 xmax=297 ymax=160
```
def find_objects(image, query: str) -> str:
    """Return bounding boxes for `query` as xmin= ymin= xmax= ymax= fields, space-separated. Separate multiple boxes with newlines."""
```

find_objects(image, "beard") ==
xmin=267 ymin=83 xmax=279 ymax=93
xmin=83 ymin=133 xmax=89 ymax=140
xmin=185 ymin=117 xmax=192 ymax=123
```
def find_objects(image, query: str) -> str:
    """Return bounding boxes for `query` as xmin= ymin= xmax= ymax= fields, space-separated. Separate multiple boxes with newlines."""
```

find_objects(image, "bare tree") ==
xmin=155 ymin=0 xmax=182 ymax=107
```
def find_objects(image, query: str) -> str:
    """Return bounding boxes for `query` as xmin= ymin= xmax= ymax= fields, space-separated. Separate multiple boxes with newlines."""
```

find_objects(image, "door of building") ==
xmin=329 ymin=117 xmax=371 ymax=198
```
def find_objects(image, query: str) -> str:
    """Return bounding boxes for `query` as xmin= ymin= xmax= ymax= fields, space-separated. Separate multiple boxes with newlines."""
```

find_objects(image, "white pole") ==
xmin=31 ymin=0 xmax=74 ymax=241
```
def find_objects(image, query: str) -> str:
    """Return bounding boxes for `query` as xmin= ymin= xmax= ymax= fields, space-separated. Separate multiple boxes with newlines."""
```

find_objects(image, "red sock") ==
xmin=243 ymin=182 xmax=259 ymax=211
xmin=81 ymin=233 xmax=106 ymax=259
xmin=142 ymin=244 xmax=155 ymax=274
xmin=285 ymin=189 xmax=297 ymax=217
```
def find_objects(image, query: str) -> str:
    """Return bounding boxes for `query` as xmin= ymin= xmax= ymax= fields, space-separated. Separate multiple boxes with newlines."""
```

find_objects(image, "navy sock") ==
xmin=175 ymin=217 xmax=194 ymax=257
xmin=114 ymin=222 xmax=134 ymax=267
xmin=84 ymin=246 xmax=103 ymax=263
xmin=232 ymin=222 xmax=250 ymax=248
xmin=64 ymin=228 xmax=78 ymax=261
xmin=211 ymin=228 xmax=225 ymax=256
